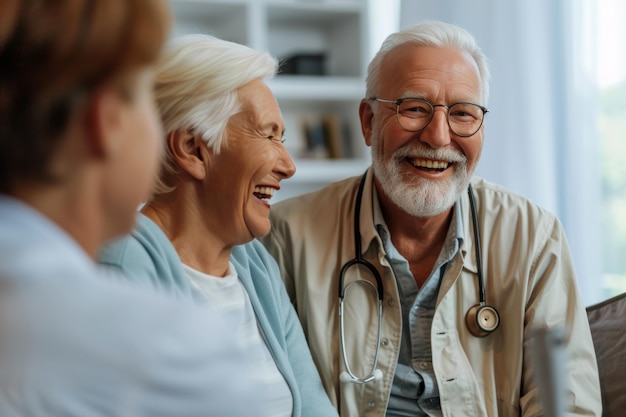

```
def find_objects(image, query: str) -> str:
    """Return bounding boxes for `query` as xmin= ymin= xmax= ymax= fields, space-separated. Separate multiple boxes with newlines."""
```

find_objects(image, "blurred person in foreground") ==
xmin=99 ymin=34 xmax=338 ymax=417
xmin=0 ymin=1 xmax=268 ymax=416
xmin=260 ymin=21 xmax=601 ymax=416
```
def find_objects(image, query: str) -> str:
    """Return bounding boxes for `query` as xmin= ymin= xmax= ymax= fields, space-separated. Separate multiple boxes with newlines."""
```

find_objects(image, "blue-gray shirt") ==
xmin=0 ymin=196 xmax=270 ymax=417
xmin=373 ymin=194 xmax=463 ymax=417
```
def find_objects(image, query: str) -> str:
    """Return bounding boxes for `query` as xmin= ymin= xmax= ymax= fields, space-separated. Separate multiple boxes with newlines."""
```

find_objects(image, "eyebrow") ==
xmin=259 ymin=122 xmax=283 ymax=135
xmin=399 ymin=89 xmax=480 ymax=104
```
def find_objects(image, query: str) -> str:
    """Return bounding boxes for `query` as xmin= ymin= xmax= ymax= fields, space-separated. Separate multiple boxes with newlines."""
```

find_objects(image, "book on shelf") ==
xmin=303 ymin=119 xmax=328 ymax=160
xmin=321 ymin=114 xmax=344 ymax=159
xmin=300 ymin=113 xmax=348 ymax=160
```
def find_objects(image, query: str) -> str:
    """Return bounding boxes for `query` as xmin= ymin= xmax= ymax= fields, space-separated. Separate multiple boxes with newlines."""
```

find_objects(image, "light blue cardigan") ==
xmin=99 ymin=214 xmax=338 ymax=417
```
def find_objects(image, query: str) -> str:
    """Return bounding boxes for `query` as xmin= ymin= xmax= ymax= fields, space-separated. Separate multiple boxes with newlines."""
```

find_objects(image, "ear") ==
xmin=359 ymin=99 xmax=374 ymax=147
xmin=167 ymin=129 xmax=208 ymax=180
xmin=85 ymin=86 xmax=126 ymax=159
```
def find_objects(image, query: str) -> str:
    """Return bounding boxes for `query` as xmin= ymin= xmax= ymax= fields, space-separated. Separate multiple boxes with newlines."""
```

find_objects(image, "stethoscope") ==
xmin=338 ymin=171 xmax=500 ymax=384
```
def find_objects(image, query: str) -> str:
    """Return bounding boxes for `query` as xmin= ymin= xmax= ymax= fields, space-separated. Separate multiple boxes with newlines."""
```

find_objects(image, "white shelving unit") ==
xmin=170 ymin=0 xmax=372 ymax=201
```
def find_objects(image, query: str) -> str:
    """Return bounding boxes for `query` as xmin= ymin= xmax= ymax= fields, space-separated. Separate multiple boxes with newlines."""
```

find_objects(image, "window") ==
xmin=597 ymin=0 xmax=626 ymax=297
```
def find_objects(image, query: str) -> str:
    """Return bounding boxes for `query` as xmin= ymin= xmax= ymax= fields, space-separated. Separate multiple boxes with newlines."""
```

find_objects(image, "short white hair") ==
xmin=366 ymin=21 xmax=490 ymax=104
xmin=152 ymin=34 xmax=278 ymax=195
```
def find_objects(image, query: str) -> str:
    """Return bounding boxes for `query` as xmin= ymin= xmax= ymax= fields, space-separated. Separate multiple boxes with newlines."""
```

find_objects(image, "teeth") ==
xmin=254 ymin=186 xmax=275 ymax=199
xmin=410 ymin=158 xmax=450 ymax=169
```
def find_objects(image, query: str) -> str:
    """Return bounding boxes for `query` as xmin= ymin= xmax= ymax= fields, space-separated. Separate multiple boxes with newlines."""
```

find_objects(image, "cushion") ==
xmin=586 ymin=292 xmax=626 ymax=417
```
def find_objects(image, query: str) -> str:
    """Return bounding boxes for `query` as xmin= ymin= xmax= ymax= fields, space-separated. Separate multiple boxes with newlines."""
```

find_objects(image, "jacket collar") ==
xmin=357 ymin=169 xmax=479 ymax=275
xmin=460 ymin=179 xmax=479 ymax=275
xmin=358 ymin=169 xmax=384 ymax=259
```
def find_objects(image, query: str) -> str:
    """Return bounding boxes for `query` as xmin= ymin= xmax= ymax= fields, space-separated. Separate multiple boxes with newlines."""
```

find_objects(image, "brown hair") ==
xmin=0 ymin=0 xmax=171 ymax=192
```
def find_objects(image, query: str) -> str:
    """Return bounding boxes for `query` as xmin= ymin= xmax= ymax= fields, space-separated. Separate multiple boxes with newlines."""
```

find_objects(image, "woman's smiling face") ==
xmin=204 ymin=79 xmax=295 ymax=244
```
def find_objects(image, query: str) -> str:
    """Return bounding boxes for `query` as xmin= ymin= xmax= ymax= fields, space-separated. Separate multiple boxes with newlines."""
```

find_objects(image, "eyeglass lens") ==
xmin=396 ymin=99 xmax=485 ymax=136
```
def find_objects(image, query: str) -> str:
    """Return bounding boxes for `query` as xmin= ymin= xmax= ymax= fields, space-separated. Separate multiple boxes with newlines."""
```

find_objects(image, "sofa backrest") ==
xmin=586 ymin=292 xmax=626 ymax=417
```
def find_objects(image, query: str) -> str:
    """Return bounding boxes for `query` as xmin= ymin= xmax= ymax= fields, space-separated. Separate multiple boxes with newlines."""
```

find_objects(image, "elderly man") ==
xmin=261 ymin=21 xmax=601 ymax=417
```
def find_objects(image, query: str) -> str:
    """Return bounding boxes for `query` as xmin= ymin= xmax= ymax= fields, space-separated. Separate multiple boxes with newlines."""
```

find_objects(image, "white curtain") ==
xmin=398 ymin=0 xmax=602 ymax=304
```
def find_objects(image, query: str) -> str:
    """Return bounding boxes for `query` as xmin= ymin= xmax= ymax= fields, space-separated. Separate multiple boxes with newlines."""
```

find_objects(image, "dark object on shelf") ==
xmin=280 ymin=53 xmax=326 ymax=76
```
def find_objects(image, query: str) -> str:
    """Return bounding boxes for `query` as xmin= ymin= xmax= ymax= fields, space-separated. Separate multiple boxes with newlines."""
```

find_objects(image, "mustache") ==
xmin=392 ymin=144 xmax=467 ymax=164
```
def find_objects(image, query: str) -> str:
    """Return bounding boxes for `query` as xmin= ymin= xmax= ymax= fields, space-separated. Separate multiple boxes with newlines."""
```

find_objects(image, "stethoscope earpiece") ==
xmin=465 ymin=303 xmax=500 ymax=338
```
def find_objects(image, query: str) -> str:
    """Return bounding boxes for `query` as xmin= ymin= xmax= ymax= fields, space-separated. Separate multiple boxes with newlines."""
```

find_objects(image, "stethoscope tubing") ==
xmin=338 ymin=170 xmax=497 ymax=384
xmin=338 ymin=172 xmax=384 ymax=383
xmin=467 ymin=183 xmax=487 ymax=305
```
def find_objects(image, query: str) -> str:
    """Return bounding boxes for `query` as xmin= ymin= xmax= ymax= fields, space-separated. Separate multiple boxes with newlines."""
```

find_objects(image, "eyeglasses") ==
xmin=368 ymin=97 xmax=488 ymax=137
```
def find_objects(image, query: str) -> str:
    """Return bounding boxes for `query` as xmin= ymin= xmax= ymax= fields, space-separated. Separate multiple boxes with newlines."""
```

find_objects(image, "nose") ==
xmin=276 ymin=145 xmax=296 ymax=179
xmin=419 ymin=107 xmax=451 ymax=148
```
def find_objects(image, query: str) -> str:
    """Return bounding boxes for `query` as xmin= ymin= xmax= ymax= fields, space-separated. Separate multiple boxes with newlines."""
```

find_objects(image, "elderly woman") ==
xmin=99 ymin=34 xmax=338 ymax=417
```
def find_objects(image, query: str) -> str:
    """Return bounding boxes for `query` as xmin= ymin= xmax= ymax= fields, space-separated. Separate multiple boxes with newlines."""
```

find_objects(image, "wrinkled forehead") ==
xmin=379 ymin=44 xmax=483 ymax=102
xmin=230 ymin=80 xmax=284 ymax=133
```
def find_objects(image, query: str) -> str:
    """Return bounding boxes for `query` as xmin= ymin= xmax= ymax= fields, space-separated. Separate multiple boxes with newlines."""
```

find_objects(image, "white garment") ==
xmin=0 ymin=195 xmax=269 ymax=417
xmin=185 ymin=263 xmax=293 ymax=417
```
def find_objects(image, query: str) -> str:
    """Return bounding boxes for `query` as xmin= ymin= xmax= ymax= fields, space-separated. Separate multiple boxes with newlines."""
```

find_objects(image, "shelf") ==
xmin=267 ymin=4 xmax=363 ymax=77
xmin=170 ymin=0 xmax=249 ymax=43
xmin=273 ymin=158 xmax=370 ymax=202
xmin=266 ymin=2 xmax=362 ymax=21
xmin=290 ymin=159 xmax=370 ymax=183
xmin=267 ymin=76 xmax=365 ymax=101
xmin=169 ymin=0 xmax=370 ymax=199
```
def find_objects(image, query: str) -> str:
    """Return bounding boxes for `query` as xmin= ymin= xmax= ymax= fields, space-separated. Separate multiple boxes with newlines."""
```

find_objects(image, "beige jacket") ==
xmin=261 ymin=170 xmax=601 ymax=417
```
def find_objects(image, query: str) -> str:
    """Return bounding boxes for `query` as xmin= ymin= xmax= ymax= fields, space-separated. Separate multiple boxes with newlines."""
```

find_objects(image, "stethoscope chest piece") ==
xmin=464 ymin=183 xmax=500 ymax=338
xmin=465 ymin=303 xmax=500 ymax=337
xmin=339 ymin=173 xmax=503 ymax=385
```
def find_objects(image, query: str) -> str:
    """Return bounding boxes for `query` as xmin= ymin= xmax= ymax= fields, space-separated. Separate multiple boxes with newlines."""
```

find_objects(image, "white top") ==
xmin=184 ymin=263 xmax=293 ymax=417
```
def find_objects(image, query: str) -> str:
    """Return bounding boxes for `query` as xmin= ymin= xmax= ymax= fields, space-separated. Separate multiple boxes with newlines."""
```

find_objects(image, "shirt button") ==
xmin=418 ymin=362 xmax=429 ymax=370
xmin=368 ymin=401 xmax=376 ymax=408
xmin=381 ymin=338 xmax=389 ymax=347
xmin=424 ymin=397 xmax=440 ymax=407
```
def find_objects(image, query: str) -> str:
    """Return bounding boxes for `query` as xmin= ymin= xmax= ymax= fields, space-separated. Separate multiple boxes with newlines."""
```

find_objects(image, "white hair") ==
xmin=152 ymin=34 xmax=278 ymax=195
xmin=366 ymin=21 xmax=490 ymax=104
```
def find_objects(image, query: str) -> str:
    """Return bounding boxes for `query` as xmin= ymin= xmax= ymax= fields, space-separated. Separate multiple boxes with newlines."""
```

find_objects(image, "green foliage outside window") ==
xmin=600 ymin=79 xmax=626 ymax=298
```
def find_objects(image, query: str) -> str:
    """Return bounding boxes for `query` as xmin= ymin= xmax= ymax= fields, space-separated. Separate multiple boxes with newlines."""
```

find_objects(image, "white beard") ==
xmin=370 ymin=126 xmax=475 ymax=218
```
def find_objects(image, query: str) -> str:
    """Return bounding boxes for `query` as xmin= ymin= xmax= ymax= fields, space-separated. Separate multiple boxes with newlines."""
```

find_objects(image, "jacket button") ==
xmin=381 ymin=338 xmax=390 ymax=347
xmin=387 ymin=299 xmax=395 ymax=307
